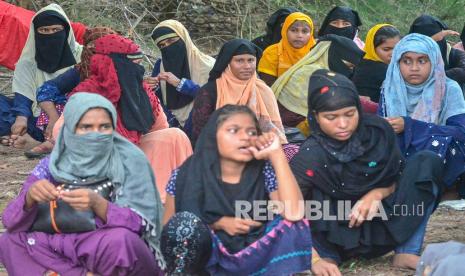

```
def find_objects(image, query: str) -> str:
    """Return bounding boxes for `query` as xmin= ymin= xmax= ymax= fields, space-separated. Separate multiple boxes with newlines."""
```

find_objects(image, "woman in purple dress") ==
xmin=0 ymin=92 xmax=164 ymax=275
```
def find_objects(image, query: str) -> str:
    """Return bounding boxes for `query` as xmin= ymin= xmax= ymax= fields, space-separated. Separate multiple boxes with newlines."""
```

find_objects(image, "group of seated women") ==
xmin=1 ymin=3 xmax=465 ymax=275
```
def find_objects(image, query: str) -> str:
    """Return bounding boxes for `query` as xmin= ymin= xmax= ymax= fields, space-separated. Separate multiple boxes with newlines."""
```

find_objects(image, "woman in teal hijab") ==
xmin=379 ymin=33 xmax=465 ymax=197
xmin=0 ymin=92 xmax=164 ymax=275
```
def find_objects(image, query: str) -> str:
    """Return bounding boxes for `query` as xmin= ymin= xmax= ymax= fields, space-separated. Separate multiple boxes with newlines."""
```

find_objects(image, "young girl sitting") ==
xmin=258 ymin=12 xmax=316 ymax=86
xmin=291 ymin=69 xmax=443 ymax=274
xmin=162 ymin=105 xmax=311 ymax=275
xmin=352 ymin=24 xmax=401 ymax=103
xmin=380 ymin=33 xmax=465 ymax=197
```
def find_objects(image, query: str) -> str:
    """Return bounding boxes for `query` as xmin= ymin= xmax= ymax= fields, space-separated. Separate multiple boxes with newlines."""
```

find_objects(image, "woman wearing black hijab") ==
xmin=290 ymin=69 xmax=444 ymax=273
xmin=251 ymin=7 xmax=299 ymax=51
xmin=409 ymin=14 xmax=465 ymax=90
xmin=318 ymin=6 xmax=365 ymax=49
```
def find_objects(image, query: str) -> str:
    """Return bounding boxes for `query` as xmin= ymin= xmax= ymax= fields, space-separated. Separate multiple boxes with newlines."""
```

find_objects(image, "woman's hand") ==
xmin=431 ymin=30 xmax=460 ymax=42
xmin=386 ymin=117 xmax=404 ymax=134
xmin=311 ymin=258 xmax=342 ymax=276
xmin=144 ymin=76 xmax=160 ymax=89
xmin=11 ymin=116 xmax=28 ymax=136
xmin=45 ymin=117 xmax=58 ymax=141
xmin=349 ymin=190 xmax=383 ymax=228
xmin=212 ymin=216 xmax=262 ymax=236
xmin=247 ymin=131 xmax=281 ymax=160
xmin=157 ymin=72 xmax=181 ymax=88
xmin=26 ymin=179 xmax=59 ymax=208
xmin=60 ymin=189 xmax=103 ymax=211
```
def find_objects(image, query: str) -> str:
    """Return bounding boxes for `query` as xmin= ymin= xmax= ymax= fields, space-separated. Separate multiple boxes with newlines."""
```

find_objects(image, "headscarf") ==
xmin=252 ymin=7 xmax=299 ymax=50
xmin=49 ymin=92 xmax=165 ymax=269
xmin=301 ymin=69 xmax=403 ymax=191
xmin=289 ymin=70 xmax=429 ymax=255
xmin=72 ymin=34 xmax=160 ymax=144
xmin=409 ymin=15 xmax=449 ymax=68
xmin=272 ymin=34 xmax=364 ymax=117
xmin=210 ymin=39 xmax=286 ymax=142
xmin=380 ymin=33 xmax=465 ymax=125
xmin=12 ymin=3 xmax=82 ymax=117
xmin=318 ymin=6 xmax=362 ymax=40
xmin=364 ymin=24 xmax=393 ymax=62
xmin=151 ymin=20 xmax=215 ymax=112
xmin=77 ymin=27 xmax=118 ymax=80
xmin=32 ymin=10 xmax=76 ymax=73
xmin=258 ymin=12 xmax=316 ymax=77
xmin=174 ymin=105 xmax=268 ymax=253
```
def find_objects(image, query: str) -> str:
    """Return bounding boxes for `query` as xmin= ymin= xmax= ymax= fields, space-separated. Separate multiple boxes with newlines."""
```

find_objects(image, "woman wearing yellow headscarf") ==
xmin=352 ymin=24 xmax=401 ymax=102
xmin=258 ymin=12 xmax=316 ymax=86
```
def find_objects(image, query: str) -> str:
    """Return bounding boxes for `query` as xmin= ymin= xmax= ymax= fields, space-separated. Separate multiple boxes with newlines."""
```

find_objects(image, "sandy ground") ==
xmin=1 ymin=145 xmax=465 ymax=275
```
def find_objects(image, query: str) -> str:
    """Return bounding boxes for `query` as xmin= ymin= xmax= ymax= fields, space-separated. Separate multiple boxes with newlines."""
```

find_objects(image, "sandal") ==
xmin=24 ymin=141 xmax=53 ymax=159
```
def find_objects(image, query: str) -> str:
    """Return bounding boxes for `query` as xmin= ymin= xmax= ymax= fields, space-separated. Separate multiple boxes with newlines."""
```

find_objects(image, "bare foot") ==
xmin=10 ymin=134 xmax=41 ymax=149
xmin=29 ymin=140 xmax=54 ymax=153
xmin=0 ymin=136 xmax=10 ymax=146
xmin=393 ymin=253 xmax=420 ymax=270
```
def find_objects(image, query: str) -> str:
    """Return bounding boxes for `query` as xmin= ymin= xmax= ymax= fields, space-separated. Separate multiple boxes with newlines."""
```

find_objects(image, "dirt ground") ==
xmin=1 ymin=146 xmax=465 ymax=275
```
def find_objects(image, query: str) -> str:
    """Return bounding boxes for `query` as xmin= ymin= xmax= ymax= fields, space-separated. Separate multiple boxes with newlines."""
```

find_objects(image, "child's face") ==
xmin=315 ymin=106 xmax=359 ymax=141
xmin=216 ymin=113 xmax=258 ymax=163
xmin=286 ymin=21 xmax=312 ymax=49
xmin=399 ymin=52 xmax=432 ymax=85
xmin=375 ymin=36 xmax=401 ymax=64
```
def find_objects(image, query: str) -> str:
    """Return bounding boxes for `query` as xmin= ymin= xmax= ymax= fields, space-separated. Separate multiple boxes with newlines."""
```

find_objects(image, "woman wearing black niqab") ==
xmin=290 ymin=69 xmax=444 ymax=272
xmin=318 ymin=6 xmax=364 ymax=49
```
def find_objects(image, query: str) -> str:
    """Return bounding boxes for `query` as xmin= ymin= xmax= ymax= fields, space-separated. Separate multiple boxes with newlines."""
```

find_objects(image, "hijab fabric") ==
xmin=72 ymin=34 xmax=159 ymax=143
xmin=381 ymin=33 xmax=465 ymax=125
xmin=272 ymin=35 xmax=364 ymax=117
xmin=152 ymin=20 xmax=215 ymax=118
xmin=252 ymin=7 xmax=299 ymax=50
xmin=33 ymin=10 xmax=76 ymax=73
xmin=12 ymin=4 xmax=82 ymax=117
xmin=212 ymin=39 xmax=287 ymax=142
xmin=258 ymin=12 xmax=316 ymax=77
xmin=296 ymin=69 xmax=404 ymax=199
xmin=364 ymin=24 xmax=393 ymax=62
xmin=49 ymin=92 xmax=165 ymax=269
xmin=77 ymin=27 xmax=118 ymax=80
xmin=174 ymin=105 xmax=268 ymax=253
xmin=318 ymin=6 xmax=362 ymax=40
xmin=409 ymin=15 xmax=449 ymax=68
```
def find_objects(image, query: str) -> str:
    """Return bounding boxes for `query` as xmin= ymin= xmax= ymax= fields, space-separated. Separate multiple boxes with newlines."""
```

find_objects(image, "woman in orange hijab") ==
xmin=258 ymin=12 xmax=316 ymax=86
xmin=191 ymin=39 xmax=286 ymax=145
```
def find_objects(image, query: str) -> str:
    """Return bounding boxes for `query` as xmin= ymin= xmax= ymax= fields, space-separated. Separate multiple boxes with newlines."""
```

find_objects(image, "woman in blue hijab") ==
xmin=379 ymin=33 xmax=465 ymax=197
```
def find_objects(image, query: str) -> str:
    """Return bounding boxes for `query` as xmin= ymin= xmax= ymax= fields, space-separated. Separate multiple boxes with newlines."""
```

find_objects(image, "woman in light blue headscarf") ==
xmin=379 ymin=33 xmax=465 ymax=197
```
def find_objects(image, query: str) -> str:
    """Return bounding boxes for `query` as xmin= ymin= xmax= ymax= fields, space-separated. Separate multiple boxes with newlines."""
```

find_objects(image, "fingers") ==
xmin=29 ymin=180 xmax=59 ymax=202
xmin=349 ymin=207 xmax=368 ymax=228
xmin=242 ymin=219 xmax=263 ymax=228
xmin=253 ymin=132 xmax=276 ymax=150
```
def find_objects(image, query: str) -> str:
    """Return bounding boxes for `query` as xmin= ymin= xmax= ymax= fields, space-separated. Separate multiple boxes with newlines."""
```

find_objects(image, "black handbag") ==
xmin=284 ymin=127 xmax=307 ymax=144
xmin=30 ymin=178 xmax=114 ymax=234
